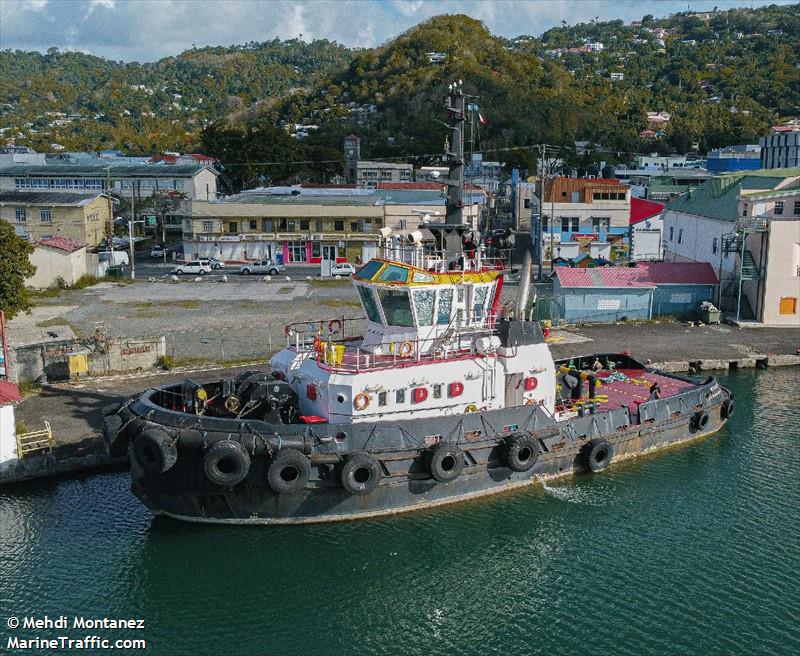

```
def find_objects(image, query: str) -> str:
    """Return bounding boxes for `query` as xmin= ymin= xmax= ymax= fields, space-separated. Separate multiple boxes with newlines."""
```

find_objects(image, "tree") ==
xmin=0 ymin=222 xmax=36 ymax=320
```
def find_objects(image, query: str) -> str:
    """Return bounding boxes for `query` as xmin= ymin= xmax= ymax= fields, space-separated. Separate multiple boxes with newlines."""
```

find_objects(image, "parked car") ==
xmin=330 ymin=262 xmax=356 ymax=276
xmin=172 ymin=260 xmax=212 ymax=275
xmin=150 ymin=243 xmax=182 ymax=258
xmin=239 ymin=259 xmax=286 ymax=275
xmin=209 ymin=257 xmax=225 ymax=270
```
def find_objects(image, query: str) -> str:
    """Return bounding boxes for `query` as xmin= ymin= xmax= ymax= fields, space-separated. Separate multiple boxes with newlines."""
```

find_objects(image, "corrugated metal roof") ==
xmin=0 ymin=381 xmax=21 ymax=405
xmin=0 ymin=191 xmax=103 ymax=206
xmin=635 ymin=262 xmax=719 ymax=285
xmin=556 ymin=262 xmax=719 ymax=288
xmin=555 ymin=267 xmax=655 ymax=288
xmin=0 ymin=163 xmax=209 ymax=177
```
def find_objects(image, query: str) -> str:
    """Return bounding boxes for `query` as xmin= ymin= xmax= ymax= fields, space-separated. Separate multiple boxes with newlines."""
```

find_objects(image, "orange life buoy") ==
xmin=353 ymin=393 xmax=370 ymax=411
xmin=398 ymin=341 xmax=414 ymax=357
xmin=328 ymin=319 xmax=342 ymax=334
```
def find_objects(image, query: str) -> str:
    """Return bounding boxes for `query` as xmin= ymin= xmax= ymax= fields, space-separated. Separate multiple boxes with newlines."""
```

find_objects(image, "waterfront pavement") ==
xmin=16 ymin=322 xmax=799 ymax=447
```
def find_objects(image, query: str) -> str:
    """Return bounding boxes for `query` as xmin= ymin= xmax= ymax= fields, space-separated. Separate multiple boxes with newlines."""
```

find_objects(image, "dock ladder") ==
xmin=16 ymin=421 xmax=54 ymax=459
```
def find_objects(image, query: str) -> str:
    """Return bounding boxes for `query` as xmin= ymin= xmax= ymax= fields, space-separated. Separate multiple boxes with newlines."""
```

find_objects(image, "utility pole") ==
xmin=106 ymin=166 xmax=114 ymax=258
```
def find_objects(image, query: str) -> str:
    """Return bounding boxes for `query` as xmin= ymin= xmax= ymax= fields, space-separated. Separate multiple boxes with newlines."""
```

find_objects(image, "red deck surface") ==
xmin=569 ymin=368 xmax=694 ymax=412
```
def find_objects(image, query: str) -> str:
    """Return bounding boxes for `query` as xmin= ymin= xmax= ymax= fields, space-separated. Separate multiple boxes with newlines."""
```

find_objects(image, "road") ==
xmin=129 ymin=255 xmax=328 ymax=282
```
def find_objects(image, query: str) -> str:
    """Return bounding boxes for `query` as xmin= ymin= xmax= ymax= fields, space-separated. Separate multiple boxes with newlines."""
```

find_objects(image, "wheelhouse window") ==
xmin=377 ymin=264 xmax=409 ymax=283
xmin=357 ymin=286 xmax=382 ymax=324
xmin=355 ymin=260 xmax=383 ymax=280
xmin=413 ymin=289 xmax=435 ymax=326
xmin=472 ymin=286 xmax=489 ymax=321
xmin=437 ymin=288 xmax=453 ymax=325
xmin=378 ymin=289 xmax=414 ymax=327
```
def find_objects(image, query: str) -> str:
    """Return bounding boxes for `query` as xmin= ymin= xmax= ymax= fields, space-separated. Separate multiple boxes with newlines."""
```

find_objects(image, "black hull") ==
xmin=116 ymin=360 xmax=733 ymax=525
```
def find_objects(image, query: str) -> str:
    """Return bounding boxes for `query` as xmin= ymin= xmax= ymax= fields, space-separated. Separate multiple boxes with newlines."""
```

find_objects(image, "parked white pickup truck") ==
xmin=238 ymin=260 xmax=286 ymax=275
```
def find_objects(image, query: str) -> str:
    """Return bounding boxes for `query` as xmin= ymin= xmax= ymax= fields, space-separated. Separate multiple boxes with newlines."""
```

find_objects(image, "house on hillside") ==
xmin=662 ymin=169 xmax=800 ymax=325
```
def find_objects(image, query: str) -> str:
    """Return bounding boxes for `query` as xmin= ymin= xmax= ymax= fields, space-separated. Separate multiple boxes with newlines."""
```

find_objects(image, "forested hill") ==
xmin=2 ymin=3 xmax=799 ymax=187
xmin=0 ymin=39 xmax=353 ymax=152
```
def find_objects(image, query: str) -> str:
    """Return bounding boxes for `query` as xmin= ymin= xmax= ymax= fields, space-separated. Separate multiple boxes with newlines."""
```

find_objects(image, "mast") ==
xmin=444 ymin=81 xmax=467 ymax=225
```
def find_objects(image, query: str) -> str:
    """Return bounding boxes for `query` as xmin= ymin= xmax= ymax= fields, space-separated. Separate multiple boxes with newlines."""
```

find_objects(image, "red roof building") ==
xmin=36 ymin=237 xmax=86 ymax=253
xmin=555 ymin=267 xmax=655 ymax=288
xmin=629 ymin=197 xmax=665 ymax=225
xmin=634 ymin=262 xmax=719 ymax=285
xmin=0 ymin=381 xmax=21 ymax=405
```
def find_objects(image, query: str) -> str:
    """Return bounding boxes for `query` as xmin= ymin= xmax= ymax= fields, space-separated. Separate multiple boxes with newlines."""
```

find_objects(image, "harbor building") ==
xmin=0 ymin=191 xmax=110 ymax=247
xmin=706 ymin=145 xmax=761 ymax=173
xmin=662 ymin=168 xmax=800 ymax=325
xmin=759 ymin=121 xmax=800 ymax=169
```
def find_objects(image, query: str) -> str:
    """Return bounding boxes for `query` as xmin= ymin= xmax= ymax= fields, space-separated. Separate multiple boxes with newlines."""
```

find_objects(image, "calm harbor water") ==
xmin=1 ymin=368 xmax=798 ymax=656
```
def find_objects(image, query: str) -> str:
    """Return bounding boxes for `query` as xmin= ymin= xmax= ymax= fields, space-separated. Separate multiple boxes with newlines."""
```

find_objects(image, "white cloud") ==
xmin=0 ymin=0 xmax=794 ymax=62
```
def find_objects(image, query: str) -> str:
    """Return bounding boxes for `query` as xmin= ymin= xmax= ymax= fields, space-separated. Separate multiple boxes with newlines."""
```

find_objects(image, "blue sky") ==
xmin=1 ymin=0 xmax=794 ymax=62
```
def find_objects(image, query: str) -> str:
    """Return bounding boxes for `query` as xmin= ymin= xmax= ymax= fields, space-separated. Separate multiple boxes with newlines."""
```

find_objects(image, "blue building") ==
xmin=706 ymin=146 xmax=761 ymax=173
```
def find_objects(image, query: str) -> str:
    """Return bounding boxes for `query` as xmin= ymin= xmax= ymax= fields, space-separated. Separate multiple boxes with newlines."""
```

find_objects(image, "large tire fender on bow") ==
xmin=267 ymin=448 xmax=311 ymax=494
xmin=101 ymin=414 xmax=127 ymax=457
xmin=428 ymin=442 xmax=464 ymax=483
xmin=133 ymin=428 xmax=177 ymax=475
xmin=204 ymin=440 xmax=251 ymax=487
xmin=340 ymin=453 xmax=382 ymax=495
xmin=692 ymin=409 xmax=711 ymax=432
xmin=505 ymin=434 xmax=540 ymax=472
xmin=584 ymin=438 xmax=613 ymax=473
xmin=721 ymin=398 xmax=735 ymax=420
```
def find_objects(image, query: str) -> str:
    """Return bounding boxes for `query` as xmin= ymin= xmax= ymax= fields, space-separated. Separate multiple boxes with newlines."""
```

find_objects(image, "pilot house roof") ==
xmin=354 ymin=259 xmax=502 ymax=286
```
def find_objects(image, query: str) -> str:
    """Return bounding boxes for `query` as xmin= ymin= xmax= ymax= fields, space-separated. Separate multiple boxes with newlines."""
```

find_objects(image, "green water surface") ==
xmin=1 ymin=368 xmax=798 ymax=656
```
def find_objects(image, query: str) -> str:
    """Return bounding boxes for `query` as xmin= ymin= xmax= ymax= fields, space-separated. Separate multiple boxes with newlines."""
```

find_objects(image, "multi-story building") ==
xmin=356 ymin=161 xmax=413 ymax=188
xmin=759 ymin=121 xmax=800 ymax=169
xmin=0 ymin=191 xmax=110 ymax=247
xmin=0 ymin=153 xmax=219 ymax=201
xmin=179 ymin=186 xmax=485 ymax=264
xmin=706 ymin=145 xmax=761 ymax=173
xmin=539 ymin=177 xmax=631 ymax=259
xmin=662 ymin=168 xmax=800 ymax=325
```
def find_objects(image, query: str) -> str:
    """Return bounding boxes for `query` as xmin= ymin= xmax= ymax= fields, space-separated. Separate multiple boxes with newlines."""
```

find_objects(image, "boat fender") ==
xmin=133 ymin=428 xmax=178 ymax=475
xmin=353 ymin=393 xmax=370 ymax=411
xmin=584 ymin=438 xmax=613 ymax=473
xmin=102 ymin=401 xmax=122 ymax=417
xmin=505 ymin=434 xmax=540 ymax=472
xmin=340 ymin=453 xmax=382 ymax=495
xmin=721 ymin=398 xmax=735 ymax=419
xmin=427 ymin=442 xmax=465 ymax=483
xmin=204 ymin=440 xmax=251 ymax=487
xmin=692 ymin=410 xmax=710 ymax=432
xmin=267 ymin=448 xmax=311 ymax=494
xmin=101 ymin=414 xmax=128 ymax=457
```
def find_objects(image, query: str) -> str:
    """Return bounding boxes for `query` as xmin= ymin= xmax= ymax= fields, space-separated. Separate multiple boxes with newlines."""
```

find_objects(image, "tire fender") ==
xmin=204 ymin=440 xmax=251 ymax=487
xmin=132 ymin=428 xmax=177 ymax=475
xmin=427 ymin=442 xmax=464 ymax=483
xmin=584 ymin=438 xmax=613 ymax=473
xmin=267 ymin=448 xmax=311 ymax=494
xmin=340 ymin=453 xmax=382 ymax=495
xmin=505 ymin=434 xmax=540 ymax=472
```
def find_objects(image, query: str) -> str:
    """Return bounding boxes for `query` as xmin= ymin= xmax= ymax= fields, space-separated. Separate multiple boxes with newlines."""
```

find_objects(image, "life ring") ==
xmin=427 ymin=442 xmax=464 ymax=483
xmin=204 ymin=440 xmax=250 ymax=487
xmin=505 ymin=434 xmax=539 ymax=472
xmin=398 ymin=340 xmax=414 ymax=357
xmin=721 ymin=398 xmax=735 ymax=419
xmin=340 ymin=453 xmax=382 ymax=495
xmin=692 ymin=410 xmax=710 ymax=432
xmin=132 ymin=428 xmax=177 ymax=475
xmin=328 ymin=319 xmax=342 ymax=335
xmin=353 ymin=393 xmax=370 ymax=411
xmin=267 ymin=448 xmax=311 ymax=494
xmin=584 ymin=438 xmax=613 ymax=473
xmin=465 ymin=404 xmax=478 ymax=413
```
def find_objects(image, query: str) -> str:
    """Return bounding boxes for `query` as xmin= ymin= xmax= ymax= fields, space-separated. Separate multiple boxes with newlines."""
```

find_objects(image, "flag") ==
xmin=478 ymin=112 xmax=487 ymax=125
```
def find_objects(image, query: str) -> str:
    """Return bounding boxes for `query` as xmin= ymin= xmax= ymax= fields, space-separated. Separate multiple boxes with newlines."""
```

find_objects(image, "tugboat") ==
xmin=107 ymin=83 xmax=734 ymax=524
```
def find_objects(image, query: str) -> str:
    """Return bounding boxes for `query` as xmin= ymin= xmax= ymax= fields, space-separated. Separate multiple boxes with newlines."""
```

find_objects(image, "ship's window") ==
xmin=355 ymin=260 xmax=383 ymax=280
xmin=433 ymin=384 xmax=442 ymax=399
xmin=413 ymin=271 xmax=435 ymax=283
xmin=457 ymin=287 xmax=465 ymax=302
xmin=357 ymin=285 xmax=382 ymax=324
xmin=378 ymin=289 xmax=414 ymax=327
xmin=413 ymin=289 xmax=435 ymax=326
xmin=437 ymin=288 xmax=453 ymax=325
xmin=378 ymin=391 xmax=387 ymax=406
xmin=472 ymin=286 xmax=489 ymax=321
xmin=378 ymin=264 xmax=409 ymax=283
xmin=396 ymin=389 xmax=405 ymax=404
